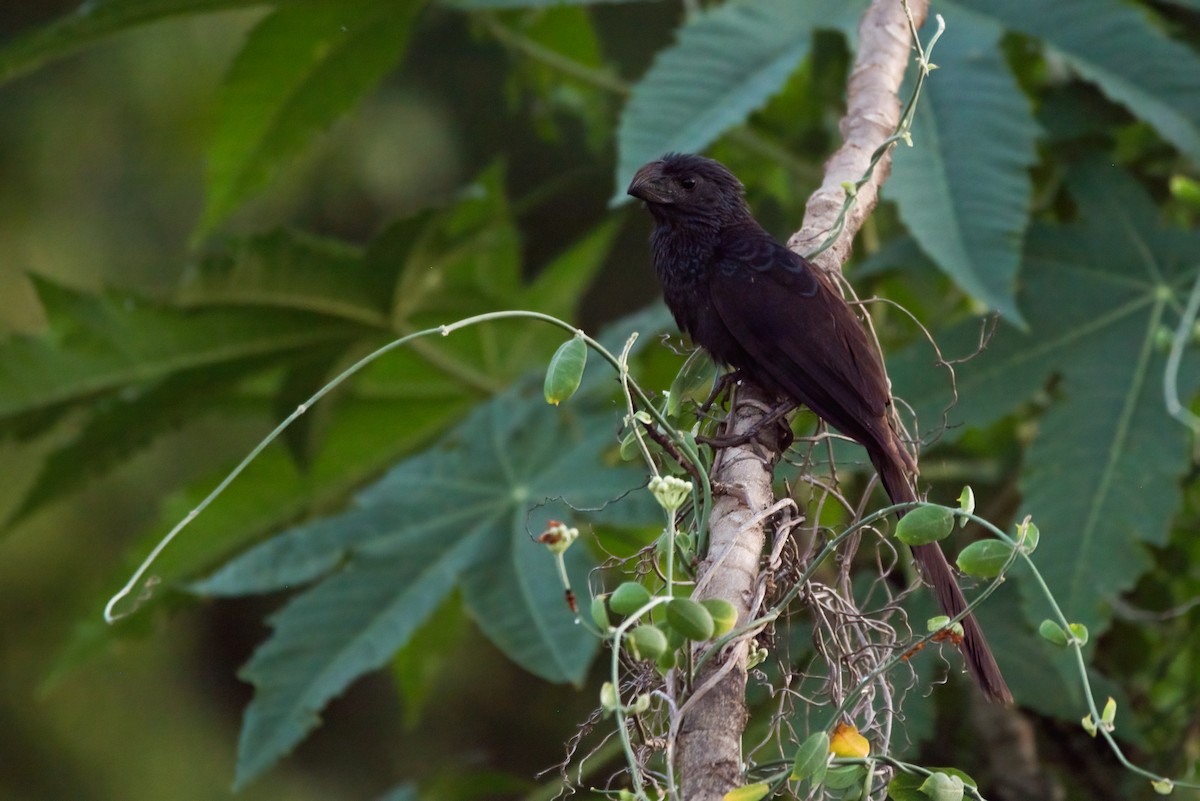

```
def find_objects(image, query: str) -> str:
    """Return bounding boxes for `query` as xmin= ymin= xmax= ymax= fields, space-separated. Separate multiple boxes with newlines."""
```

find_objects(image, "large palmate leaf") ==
xmin=0 ymin=0 xmax=275 ymax=85
xmin=892 ymin=160 xmax=1200 ymax=640
xmin=956 ymin=0 xmax=1200 ymax=163
xmin=179 ymin=229 xmax=392 ymax=325
xmin=194 ymin=375 xmax=660 ymax=787
xmin=613 ymin=0 xmax=866 ymax=202
xmin=198 ymin=0 xmax=425 ymax=235
xmin=888 ymin=6 xmax=1038 ymax=322
xmin=0 ymin=278 xmax=362 ymax=424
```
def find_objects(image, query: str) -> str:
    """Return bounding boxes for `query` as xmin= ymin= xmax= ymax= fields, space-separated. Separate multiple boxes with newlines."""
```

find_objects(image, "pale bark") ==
xmin=675 ymin=2 xmax=929 ymax=799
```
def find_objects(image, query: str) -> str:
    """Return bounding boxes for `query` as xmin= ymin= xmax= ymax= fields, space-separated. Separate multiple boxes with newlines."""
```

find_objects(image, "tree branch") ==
xmin=675 ymin=2 xmax=928 ymax=799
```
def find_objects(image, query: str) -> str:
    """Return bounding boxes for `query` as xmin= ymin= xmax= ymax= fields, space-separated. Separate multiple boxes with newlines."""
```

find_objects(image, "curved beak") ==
xmin=627 ymin=161 xmax=672 ymax=204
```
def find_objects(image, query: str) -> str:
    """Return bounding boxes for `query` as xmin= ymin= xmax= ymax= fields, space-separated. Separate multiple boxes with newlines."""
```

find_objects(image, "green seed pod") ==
xmin=701 ymin=598 xmax=738 ymax=637
xmin=666 ymin=598 xmax=715 ymax=641
xmin=625 ymin=625 xmax=668 ymax=661
xmin=665 ymin=623 xmax=686 ymax=651
xmin=655 ymin=647 xmax=677 ymax=674
xmin=543 ymin=334 xmax=587 ymax=406
xmin=609 ymin=581 xmax=652 ymax=617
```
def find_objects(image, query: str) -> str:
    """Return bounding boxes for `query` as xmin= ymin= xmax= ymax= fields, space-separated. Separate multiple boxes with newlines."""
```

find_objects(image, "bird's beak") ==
xmin=628 ymin=162 xmax=672 ymax=204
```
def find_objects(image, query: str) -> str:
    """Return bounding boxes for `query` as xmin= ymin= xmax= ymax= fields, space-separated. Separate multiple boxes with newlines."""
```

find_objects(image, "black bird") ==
xmin=628 ymin=153 xmax=1011 ymax=703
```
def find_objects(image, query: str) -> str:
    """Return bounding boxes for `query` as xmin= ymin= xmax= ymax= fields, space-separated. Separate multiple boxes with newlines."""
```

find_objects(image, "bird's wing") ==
xmin=707 ymin=229 xmax=894 ymax=453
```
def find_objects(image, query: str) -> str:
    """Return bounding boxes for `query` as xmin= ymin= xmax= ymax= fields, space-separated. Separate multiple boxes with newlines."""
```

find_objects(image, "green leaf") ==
xmin=894 ymin=504 xmax=955 ymax=546
xmin=179 ymin=229 xmax=392 ymax=325
xmin=0 ymin=0 xmax=274 ymax=86
xmin=543 ymin=335 xmax=587 ymax=405
xmin=1015 ymin=517 xmax=1039 ymax=554
xmin=1101 ymin=695 xmax=1117 ymax=727
xmin=888 ymin=768 xmax=977 ymax=801
xmin=8 ymin=352 xmax=303 ymax=524
xmin=1151 ymin=778 xmax=1175 ymax=795
xmin=391 ymin=593 xmax=468 ymax=729
xmin=233 ymin=533 xmax=476 ymax=789
xmin=521 ymin=218 xmax=621 ymax=321
xmin=919 ymin=772 xmax=965 ymax=801
xmin=396 ymin=163 xmax=521 ymax=317
xmin=722 ymin=784 xmax=769 ymax=801
xmin=892 ymin=159 xmax=1200 ymax=636
xmin=0 ymin=278 xmax=362 ymax=422
xmin=668 ymin=347 xmax=718 ymax=417
xmin=198 ymin=1 xmax=425 ymax=236
xmin=790 ymin=731 xmax=831 ymax=782
xmin=888 ymin=7 xmax=1037 ymax=322
xmin=142 ymin=391 xmax=474 ymax=591
xmin=954 ymin=0 xmax=1200 ymax=163
xmin=1038 ymin=619 xmax=1069 ymax=647
xmin=956 ymin=486 xmax=975 ymax=519
xmin=393 ymin=163 xmax=590 ymax=388
xmin=887 ymin=772 xmax=926 ymax=801
xmin=955 ymin=539 xmax=1014 ymax=578
xmin=497 ymin=5 xmax=613 ymax=149
xmin=613 ymin=0 xmax=865 ymax=202
xmin=1170 ymin=175 xmax=1200 ymax=209
xmin=191 ymin=379 xmax=657 ymax=786
xmin=822 ymin=764 xmax=866 ymax=790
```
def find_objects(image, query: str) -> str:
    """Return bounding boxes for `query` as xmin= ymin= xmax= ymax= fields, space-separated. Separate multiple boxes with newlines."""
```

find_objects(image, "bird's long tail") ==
xmin=875 ymin=449 xmax=1013 ymax=704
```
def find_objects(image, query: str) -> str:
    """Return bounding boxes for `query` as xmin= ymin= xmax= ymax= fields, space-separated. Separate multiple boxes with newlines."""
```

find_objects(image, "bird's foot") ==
xmin=698 ymin=370 xmax=741 ymax=415
xmin=697 ymin=399 xmax=796 ymax=450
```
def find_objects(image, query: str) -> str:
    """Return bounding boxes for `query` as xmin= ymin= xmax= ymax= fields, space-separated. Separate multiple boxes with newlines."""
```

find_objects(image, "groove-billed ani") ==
xmin=629 ymin=153 xmax=1011 ymax=703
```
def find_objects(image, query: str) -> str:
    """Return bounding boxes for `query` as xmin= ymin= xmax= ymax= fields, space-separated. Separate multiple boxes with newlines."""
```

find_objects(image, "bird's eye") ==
xmin=679 ymin=176 xmax=696 ymax=190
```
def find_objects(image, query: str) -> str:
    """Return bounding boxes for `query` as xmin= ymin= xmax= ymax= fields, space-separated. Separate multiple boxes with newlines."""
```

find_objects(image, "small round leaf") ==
xmin=895 ymin=505 xmax=955 ymax=545
xmin=955 ymin=539 xmax=1015 ymax=577
xmin=919 ymin=772 xmax=965 ymax=801
xmin=957 ymin=486 xmax=975 ymax=519
xmin=1038 ymin=619 xmax=1069 ymax=646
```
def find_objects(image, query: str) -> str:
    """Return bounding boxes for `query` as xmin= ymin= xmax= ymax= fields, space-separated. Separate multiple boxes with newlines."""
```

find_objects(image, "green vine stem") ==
xmin=103 ymin=309 xmax=709 ymax=623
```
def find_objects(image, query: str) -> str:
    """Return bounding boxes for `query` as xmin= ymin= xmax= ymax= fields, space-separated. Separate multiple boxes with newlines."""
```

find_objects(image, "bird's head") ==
xmin=627 ymin=153 xmax=749 ymax=226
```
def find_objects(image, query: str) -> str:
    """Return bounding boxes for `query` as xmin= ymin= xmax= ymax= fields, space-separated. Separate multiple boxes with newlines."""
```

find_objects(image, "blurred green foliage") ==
xmin=1 ymin=1 xmax=1199 ymax=800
